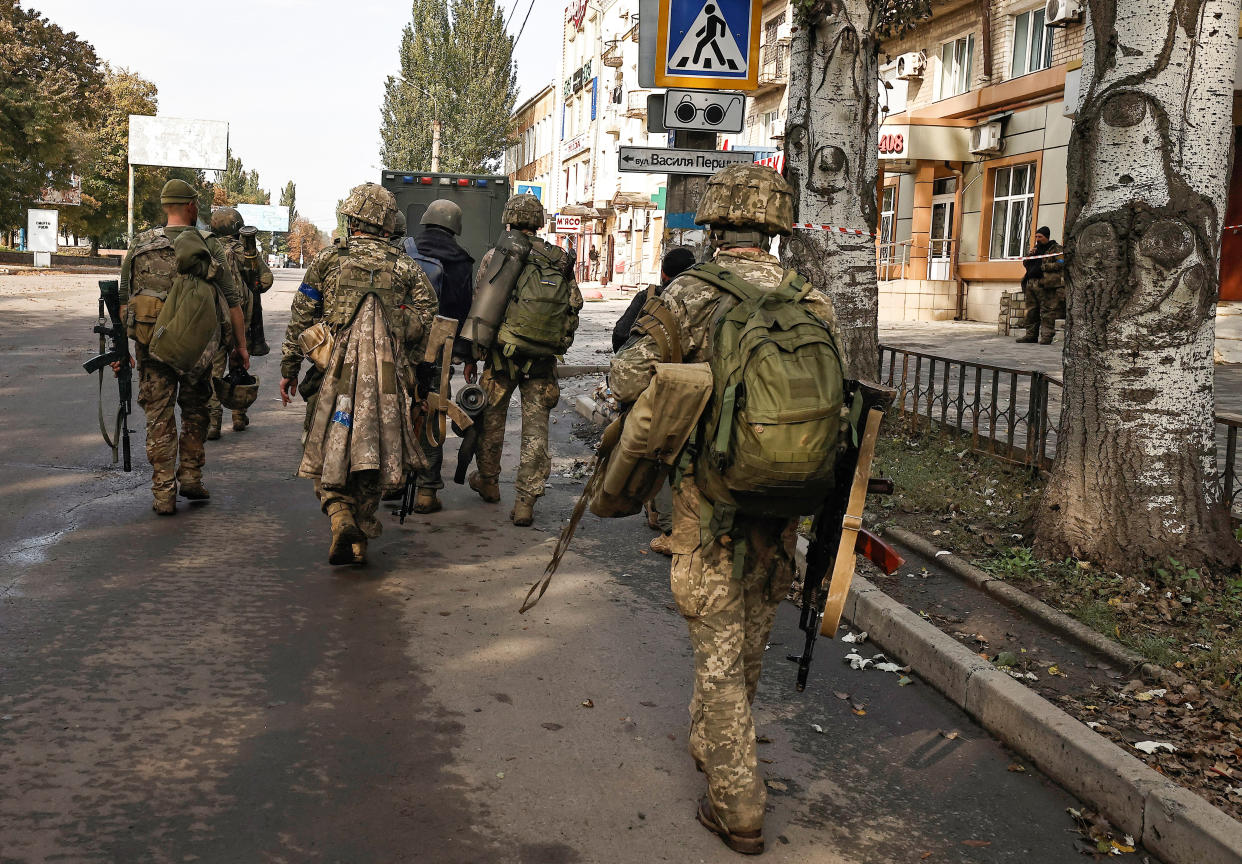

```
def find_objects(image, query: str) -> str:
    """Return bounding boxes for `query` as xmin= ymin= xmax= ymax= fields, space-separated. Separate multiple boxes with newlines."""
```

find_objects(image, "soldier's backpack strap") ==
xmin=632 ymin=298 xmax=682 ymax=363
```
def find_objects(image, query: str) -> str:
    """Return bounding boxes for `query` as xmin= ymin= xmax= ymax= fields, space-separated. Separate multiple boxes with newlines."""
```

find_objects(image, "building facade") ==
xmin=504 ymin=84 xmax=559 ymax=217
xmin=875 ymin=0 xmax=1084 ymax=323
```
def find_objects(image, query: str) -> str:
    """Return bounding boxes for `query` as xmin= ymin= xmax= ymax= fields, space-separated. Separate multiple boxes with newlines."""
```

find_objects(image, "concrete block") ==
xmin=851 ymin=589 xmax=992 ymax=708
xmin=1143 ymin=782 xmax=1242 ymax=864
xmin=1039 ymin=146 xmax=1069 ymax=205
xmin=1002 ymin=128 xmax=1045 ymax=157
xmin=966 ymin=669 xmax=1156 ymax=841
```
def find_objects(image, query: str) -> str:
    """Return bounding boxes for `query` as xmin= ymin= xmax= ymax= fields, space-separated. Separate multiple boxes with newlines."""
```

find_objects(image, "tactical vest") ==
xmin=129 ymin=229 xmax=178 ymax=300
xmin=323 ymin=241 xmax=406 ymax=330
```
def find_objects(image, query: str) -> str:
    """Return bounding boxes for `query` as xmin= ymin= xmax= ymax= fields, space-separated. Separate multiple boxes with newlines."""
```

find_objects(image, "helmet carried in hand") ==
xmin=212 ymin=367 xmax=260 ymax=411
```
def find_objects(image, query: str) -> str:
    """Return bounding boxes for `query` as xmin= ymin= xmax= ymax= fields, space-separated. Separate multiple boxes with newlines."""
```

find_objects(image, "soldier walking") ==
xmin=406 ymin=199 xmax=476 ymax=514
xmin=118 ymin=179 xmax=250 ymax=515
xmin=610 ymin=165 xmax=839 ymax=854
xmin=239 ymin=225 xmax=274 ymax=356
xmin=206 ymin=207 xmax=253 ymax=436
xmin=278 ymin=183 xmax=437 ymax=565
xmin=468 ymin=194 xmax=582 ymax=526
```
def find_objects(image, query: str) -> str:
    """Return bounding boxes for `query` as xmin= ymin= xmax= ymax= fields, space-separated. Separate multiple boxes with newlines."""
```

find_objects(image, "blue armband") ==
xmin=298 ymin=282 xmax=322 ymax=302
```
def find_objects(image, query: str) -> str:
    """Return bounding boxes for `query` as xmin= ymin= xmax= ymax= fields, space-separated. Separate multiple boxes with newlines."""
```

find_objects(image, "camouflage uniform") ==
xmin=1020 ymin=240 xmax=1065 ymax=343
xmin=120 ymin=225 xmax=243 ymax=506
xmin=282 ymin=235 xmax=437 ymax=526
xmin=611 ymin=246 xmax=834 ymax=835
xmin=207 ymin=235 xmax=251 ymax=433
xmin=474 ymin=235 xmax=582 ymax=504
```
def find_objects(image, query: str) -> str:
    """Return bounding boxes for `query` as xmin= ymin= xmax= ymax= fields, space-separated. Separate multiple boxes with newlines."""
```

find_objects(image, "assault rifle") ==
xmin=82 ymin=279 xmax=133 ymax=472
xmin=788 ymin=381 xmax=901 ymax=692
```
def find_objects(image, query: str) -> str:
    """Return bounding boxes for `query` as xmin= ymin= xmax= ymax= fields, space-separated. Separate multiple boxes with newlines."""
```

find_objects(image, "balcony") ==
xmin=755 ymin=44 xmax=788 ymax=92
xmin=602 ymin=40 xmax=622 ymax=67
xmin=625 ymin=89 xmax=649 ymax=119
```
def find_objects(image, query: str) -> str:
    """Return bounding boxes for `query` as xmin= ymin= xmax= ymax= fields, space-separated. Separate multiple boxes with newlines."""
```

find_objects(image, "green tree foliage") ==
xmin=276 ymin=180 xmax=296 ymax=253
xmin=0 ymin=1 xmax=102 ymax=231
xmin=379 ymin=0 xmax=517 ymax=173
xmin=218 ymin=148 xmax=270 ymax=205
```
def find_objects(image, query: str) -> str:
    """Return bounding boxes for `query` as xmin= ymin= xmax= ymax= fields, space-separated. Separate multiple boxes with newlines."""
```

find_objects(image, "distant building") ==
xmin=874 ymin=0 xmax=1084 ymax=323
xmin=504 ymin=84 xmax=558 ymax=217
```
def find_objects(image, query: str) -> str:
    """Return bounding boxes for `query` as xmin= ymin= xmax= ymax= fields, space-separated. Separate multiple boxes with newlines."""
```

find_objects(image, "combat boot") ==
xmin=469 ymin=471 xmax=500 ymax=503
xmin=232 ymin=411 xmax=249 ymax=431
xmin=1038 ymin=333 xmax=1054 ymax=345
xmin=649 ymin=533 xmax=673 ymax=557
xmin=207 ymin=411 xmax=222 ymax=440
xmin=328 ymin=503 xmax=365 ymax=566
xmin=697 ymin=796 xmax=763 ymax=855
xmin=511 ymin=493 xmax=535 ymax=527
xmin=1015 ymin=332 xmax=1039 ymax=344
xmin=152 ymin=493 xmax=176 ymax=516
xmin=413 ymin=489 xmax=442 ymax=514
xmin=178 ymin=479 xmax=211 ymax=500
xmin=351 ymin=539 xmax=367 ymax=565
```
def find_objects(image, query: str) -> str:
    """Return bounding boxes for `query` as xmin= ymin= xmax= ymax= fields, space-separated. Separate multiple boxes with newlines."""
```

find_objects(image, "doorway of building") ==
xmin=928 ymin=177 xmax=956 ymax=281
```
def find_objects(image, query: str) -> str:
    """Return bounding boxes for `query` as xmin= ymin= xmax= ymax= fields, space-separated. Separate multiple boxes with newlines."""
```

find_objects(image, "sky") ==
xmin=24 ymin=0 xmax=562 ymax=231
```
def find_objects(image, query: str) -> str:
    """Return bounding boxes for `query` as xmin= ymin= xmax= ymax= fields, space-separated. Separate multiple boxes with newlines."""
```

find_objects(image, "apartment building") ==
xmin=875 ymin=0 xmax=1084 ymax=323
xmin=504 ymin=84 xmax=558 ymax=214
xmin=724 ymin=0 xmax=791 ymax=166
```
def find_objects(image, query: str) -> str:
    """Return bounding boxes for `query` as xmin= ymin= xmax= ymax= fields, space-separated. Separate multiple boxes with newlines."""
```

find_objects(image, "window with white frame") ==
xmin=989 ymin=163 xmax=1037 ymax=260
xmin=937 ymin=35 xmax=974 ymax=100
xmin=878 ymin=185 xmax=897 ymax=261
xmin=1011 ymin=8 xmax=1053 ymax=77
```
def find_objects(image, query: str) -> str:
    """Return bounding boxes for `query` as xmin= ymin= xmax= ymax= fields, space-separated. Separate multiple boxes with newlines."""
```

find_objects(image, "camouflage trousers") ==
xmin=1021 ymin=282 xmax=1065 ymax=338
xmin=669 ymin=477 xmax=797 ymax=834
xmin=134 ymin=343 xmax=212 ymax=499
xmin=316 ymin=472 xmax=383 ymax=538
xmin=475 ymin=365 xmax=560 ymax=500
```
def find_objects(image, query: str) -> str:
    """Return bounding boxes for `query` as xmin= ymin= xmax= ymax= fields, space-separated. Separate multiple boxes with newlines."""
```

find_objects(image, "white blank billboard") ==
xmin=27 ymin=209 xmax=58 ymax=252
xmin=236 ymin=204 xmax=289 ymax=233
xmin=129 ymin=115 xmax=228 ymax=170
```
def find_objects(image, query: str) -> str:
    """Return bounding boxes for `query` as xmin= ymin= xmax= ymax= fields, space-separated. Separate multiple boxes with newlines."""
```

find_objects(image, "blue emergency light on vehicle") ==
xmin=402 ymin=175 xmax=414 ymax=184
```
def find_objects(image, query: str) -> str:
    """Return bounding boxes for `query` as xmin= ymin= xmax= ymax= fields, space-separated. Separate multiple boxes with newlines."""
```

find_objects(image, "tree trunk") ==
xmin=783 ymin=0 xmax=880 ymax=380
xmin=1034 ymin=0 xmax=1241 ymax=571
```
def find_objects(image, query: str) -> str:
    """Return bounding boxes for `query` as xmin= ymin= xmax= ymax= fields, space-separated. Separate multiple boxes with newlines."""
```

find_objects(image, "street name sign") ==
xmin=663 ymin=88 xmax=745 ymax=132
xmin=654 ymin=0 xmax=761 ymax=90
xmin=618 ymin=146 xmax=754 ymax=175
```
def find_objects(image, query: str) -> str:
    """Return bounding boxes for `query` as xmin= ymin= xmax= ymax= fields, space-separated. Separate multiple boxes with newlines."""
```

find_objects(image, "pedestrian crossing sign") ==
xmin=656 ymin=0 xmax=760 ymax=90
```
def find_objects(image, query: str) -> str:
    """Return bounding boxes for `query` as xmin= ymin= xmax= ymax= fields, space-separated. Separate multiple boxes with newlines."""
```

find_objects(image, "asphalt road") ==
xmin=0 ymin=270 xmax=1120 ymax=863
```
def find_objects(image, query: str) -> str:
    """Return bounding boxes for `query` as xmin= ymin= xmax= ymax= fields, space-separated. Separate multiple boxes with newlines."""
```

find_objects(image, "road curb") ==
xmin=881 ymin=525 xmax=1166 ymax=682
xmin=841 ymin=571 xmax=1242 ymax=864
xmin=556 ymin=364 xmax=610 ymax=378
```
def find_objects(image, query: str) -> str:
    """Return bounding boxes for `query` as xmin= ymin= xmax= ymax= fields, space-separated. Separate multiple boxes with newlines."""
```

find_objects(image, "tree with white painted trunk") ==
xmin=1034 ymin=0 xmax=1242 ymax=571
xmin=783 ymin=0 xmax=929 ymax=379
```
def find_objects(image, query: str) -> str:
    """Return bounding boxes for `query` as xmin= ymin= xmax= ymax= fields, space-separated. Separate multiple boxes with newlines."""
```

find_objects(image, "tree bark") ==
xmin=1034 ymin=0 xmax=1242 ymax=571
xmin=783 ymin=0 xmax=881 ymax=380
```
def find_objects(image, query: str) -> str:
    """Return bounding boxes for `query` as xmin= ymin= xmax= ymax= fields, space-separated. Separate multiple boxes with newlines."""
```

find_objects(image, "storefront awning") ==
xmin=878 ymin=123 xmax=973 ymax=166
xmin=611 ymin=191 xmax=657 ymax=209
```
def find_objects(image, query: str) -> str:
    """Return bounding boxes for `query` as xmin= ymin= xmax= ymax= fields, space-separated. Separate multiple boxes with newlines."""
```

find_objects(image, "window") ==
xmin=878 ymin=186 xmax=897 ymax=261
xmin=938 ymin=35 xmax=974 ymax=100
xmin=989 ymin=163 xmax=1037 ymax=260
xmin=1011 ymin=8 xmax=1053 ymax=77
xmin=764 ymin=13 xmax=785 ymax=75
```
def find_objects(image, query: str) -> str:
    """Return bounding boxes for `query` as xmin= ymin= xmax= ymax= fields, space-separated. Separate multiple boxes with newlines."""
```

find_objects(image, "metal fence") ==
xmin=878 ymin=344 xmax=1242 ymax=519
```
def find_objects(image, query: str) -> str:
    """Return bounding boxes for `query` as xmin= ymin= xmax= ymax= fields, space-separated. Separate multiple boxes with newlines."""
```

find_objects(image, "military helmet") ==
xmin=211 ymin=367 xmax=260 ymax=411
xmin=422 ymin=199 xmax=463 ymax=236
xmin=392 ymin=209 xmax=407 ymax=239
xmin=502 ymin=194 xmax=544 ymax=230
xmin=210 ymin=207 xmax=244 ymax=237
xmin=694 ymin=163 xmax=794 ymax=236
xmin=340 ymin=182 xmax=398 ymax=234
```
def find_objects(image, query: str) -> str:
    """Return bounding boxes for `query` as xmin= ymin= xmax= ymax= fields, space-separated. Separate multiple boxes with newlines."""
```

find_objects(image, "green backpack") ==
xmin=691 ymin=263 xmax=846 ymax=521
xmin=497 ymin=242 xmax=576 ymax=356
xmin=148 ymin=229 xmax=222 ymax=377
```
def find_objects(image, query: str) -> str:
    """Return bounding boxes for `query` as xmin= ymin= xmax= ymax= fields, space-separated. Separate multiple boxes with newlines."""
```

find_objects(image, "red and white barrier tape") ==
xmin=793 ymin=222 xmax=877 ymax=236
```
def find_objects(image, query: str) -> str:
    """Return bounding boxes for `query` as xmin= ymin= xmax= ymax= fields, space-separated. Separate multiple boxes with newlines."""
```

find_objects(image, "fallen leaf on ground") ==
xmin=1007 ymin=763 xmax=1026 ymax=773
xmin=1134 ymin=689 xmax=1167 ymax=702
xmin=941 ymin=730 xmax=960 ymax=740
xmin=766 ymin=780 xmax=788 ymax=792
xmin=853 ymin=708 xmax=867 ymax=716
xmin=811 ymin=724 xmax=824 ymax=734
xmin=898 ymin=676 xmax=913 ymax=686
xmin=875 ymin=662 xmax=903 ymax=673
xmin=961 ymin=840 xmax=991 ymax=847
xmin=581 ymin=699 xmax=594 ymax=708
xmin=833 ymin=691 xmax=850 ymax=700
xmin=935 ymin=550 xmax=951 ymax=558
xmin=1047 ymin=665 xmax=1067 ymax=677
xmin=541 ymin=722 xmax=563 ymax=731
xmin=1134 ymin=741 xmax=1177 ymax=755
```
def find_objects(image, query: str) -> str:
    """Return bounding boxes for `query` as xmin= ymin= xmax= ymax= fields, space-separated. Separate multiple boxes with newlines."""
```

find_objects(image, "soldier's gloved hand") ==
xmin=280 ymin=376 xmax=297 ymax=406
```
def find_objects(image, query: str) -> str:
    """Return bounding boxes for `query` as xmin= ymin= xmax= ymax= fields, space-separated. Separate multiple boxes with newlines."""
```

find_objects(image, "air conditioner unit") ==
xmin=894 ymin=52 xmax=925 ymax=81
xmin=1045 ymin=0 xmax=1083 ymax=24
xmin=970 ymin=121 xmax=1003 ymax=155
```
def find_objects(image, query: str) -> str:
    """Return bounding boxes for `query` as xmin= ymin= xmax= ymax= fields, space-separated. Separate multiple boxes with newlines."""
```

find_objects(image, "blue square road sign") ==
xmin=655 ymin=0 xmax=760 ymax=90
